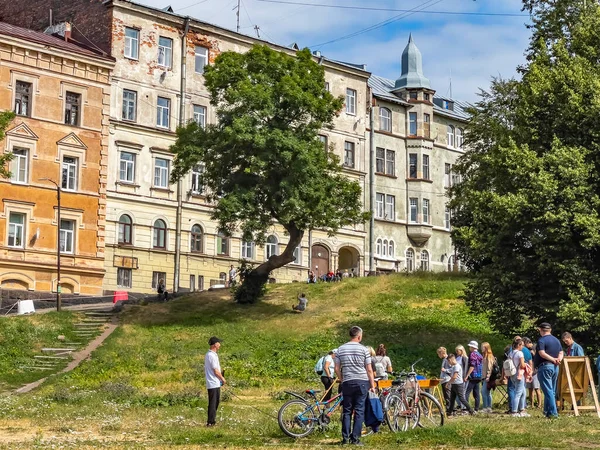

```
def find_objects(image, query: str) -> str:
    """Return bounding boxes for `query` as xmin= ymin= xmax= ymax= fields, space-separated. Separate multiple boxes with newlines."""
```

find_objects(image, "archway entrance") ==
xmin=311 ymin=244 xmax=329 ymax=277
xmin=338 ymin=246 xmax=360 ymax=276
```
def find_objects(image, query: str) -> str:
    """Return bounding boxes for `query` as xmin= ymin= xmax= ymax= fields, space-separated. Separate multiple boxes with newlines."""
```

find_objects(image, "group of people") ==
xmin=437 ymin=322 xmax=594 ymax=419
xmin=308 ymin=268 xmax=356 ymax=284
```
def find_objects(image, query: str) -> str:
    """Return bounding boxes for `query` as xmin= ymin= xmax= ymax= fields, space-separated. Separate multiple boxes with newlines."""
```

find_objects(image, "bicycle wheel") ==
xmin=417 ymin=392 xmax=444 ymax=428
xmin=385 ymin=392 xmax=419 ymax=432
xmin=384 ymin=392 xmax=402 ymax=432
xmin=278 ymin=399 xmax=317 ymax=438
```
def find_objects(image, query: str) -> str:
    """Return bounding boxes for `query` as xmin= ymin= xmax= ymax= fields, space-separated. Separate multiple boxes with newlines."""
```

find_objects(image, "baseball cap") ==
xmin=538 ymin=322 xmax=552 ymax=330
xmin=208 ymin=336 xmax=222 ymax=345
xmin=468 ymin=340 xmax=478 ymax=349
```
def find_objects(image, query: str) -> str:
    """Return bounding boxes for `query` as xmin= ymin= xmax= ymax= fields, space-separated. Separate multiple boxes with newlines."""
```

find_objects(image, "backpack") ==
xmin=490 ymin=357 xmax=500 ymax=380
xmin=503 ymin=353 xmax=517 ymax=377
xmin=374 ymin=356 xmax=386 ymax=378
xmin=314 ymin=356 xmax=325 ymax=376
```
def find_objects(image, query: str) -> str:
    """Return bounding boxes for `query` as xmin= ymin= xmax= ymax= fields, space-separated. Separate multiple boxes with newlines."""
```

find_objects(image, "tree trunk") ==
xmin=235 ymin=225 xmax=304 ymax=303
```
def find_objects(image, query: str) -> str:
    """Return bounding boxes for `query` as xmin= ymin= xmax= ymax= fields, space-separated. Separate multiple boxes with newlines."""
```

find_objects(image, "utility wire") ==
xmin=176 ymin=0 xmax=212 ymax=12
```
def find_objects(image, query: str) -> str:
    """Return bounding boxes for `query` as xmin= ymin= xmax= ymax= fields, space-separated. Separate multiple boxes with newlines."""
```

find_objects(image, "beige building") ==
xmin=367 ymin=35 xmax=467 ymax=273
xmin=0 ymin=22 xmax=113 ymax=297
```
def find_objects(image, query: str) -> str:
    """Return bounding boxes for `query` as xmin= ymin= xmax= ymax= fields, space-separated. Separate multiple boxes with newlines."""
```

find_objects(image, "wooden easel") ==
xmin=557 ymin=356 xmax=600 ymax=417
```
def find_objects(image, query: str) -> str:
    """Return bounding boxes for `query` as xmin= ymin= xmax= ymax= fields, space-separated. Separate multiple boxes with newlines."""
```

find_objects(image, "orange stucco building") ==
xmin=0 ymin=22 xmax=113 ymax=297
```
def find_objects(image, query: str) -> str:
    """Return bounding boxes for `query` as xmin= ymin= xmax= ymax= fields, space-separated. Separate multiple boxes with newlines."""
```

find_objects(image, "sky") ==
xmin=134 ymin=0 xmax=532 ymax=102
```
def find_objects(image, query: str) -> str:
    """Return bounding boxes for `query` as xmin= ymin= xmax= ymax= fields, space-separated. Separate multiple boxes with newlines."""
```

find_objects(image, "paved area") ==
xmin=36 ymin=302 xmax=115 ymax=314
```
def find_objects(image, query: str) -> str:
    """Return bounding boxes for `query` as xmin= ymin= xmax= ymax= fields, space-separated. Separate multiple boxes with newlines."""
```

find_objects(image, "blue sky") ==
xmin=137 ymin=0 xmax=532 ymax=102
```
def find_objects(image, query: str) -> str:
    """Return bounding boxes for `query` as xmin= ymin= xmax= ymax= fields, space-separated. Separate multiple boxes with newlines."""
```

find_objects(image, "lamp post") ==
xmin=40 ymin=178 xmax=61 ymax=311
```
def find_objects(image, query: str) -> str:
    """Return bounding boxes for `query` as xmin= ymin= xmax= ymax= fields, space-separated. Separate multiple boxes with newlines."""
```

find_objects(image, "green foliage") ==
xmin=170 ymin=44 xmax=368 ymax=303
xmin=451 ymin=2 xmax=600 ymax=350
xmin=0 ymin=111 xmax=16 ymax=179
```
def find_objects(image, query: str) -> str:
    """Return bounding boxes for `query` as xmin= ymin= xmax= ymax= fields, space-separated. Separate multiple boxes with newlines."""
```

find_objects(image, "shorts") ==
xmin=526 ymin=374 xmax=540 ymax=389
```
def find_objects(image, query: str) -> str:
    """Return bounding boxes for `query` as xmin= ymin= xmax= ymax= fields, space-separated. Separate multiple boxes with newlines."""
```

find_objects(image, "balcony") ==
xmin=406 ymin=223 xmax=433 ymax=245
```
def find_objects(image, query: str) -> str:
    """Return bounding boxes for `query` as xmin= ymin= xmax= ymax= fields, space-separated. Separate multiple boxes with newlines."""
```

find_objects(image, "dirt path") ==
xmin=14 ymin=315 xmax=119 ymax=394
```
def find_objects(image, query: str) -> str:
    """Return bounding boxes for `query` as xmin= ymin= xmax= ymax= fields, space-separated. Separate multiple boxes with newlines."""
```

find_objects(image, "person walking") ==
xmin=228 ymin=265 xmax=237 ymax=287
xmin=437 ymin=347 xmax=452 ymax=409
xmin=446 ymin=353 xmax=474 ymax=416
xmin=320 ymin=349 xmax=337 ymax=402
xmin=334 ymin=326 xmax=376 ymax=446
xmin=535 ymin=323 xmax=563 ymax=419
xmin=562 ymin=332 xmax=584 ymax=356
xmin=205 ymin=336 xmax=226 ymax=427
xmin=481 ymin=342 xmax=496 ymax=413
xmin=508 ymin=338 xmax=528 ymax=417
xmin=524 ymin=338 xmax=542 ymax=409
xmin=464 ymin=341 xmax=483 ymax=412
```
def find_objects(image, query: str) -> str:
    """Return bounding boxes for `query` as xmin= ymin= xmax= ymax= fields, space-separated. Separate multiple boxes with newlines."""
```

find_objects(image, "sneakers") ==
xmin=510 ymin=412 xmax=520 ymax=417
xmin=519 ymin=412 xmax=531 ymax=417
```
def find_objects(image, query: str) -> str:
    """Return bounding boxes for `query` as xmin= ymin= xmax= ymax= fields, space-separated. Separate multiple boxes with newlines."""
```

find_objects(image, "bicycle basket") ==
xmin=404 ymin=379 xmax=419 ymax=397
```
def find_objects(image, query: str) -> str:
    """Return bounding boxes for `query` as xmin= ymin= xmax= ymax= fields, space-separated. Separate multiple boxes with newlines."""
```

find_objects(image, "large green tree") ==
xmin=451 ymin=0 xmax=600 ymax=349
xmin=0 ymin=111 xmax=15 ymax=178
xmin=171 ymin=44 xmax=368 ymax=303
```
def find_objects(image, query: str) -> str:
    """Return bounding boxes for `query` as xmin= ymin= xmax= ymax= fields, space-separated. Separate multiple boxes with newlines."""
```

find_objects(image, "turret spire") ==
xmin=395 ymin=34 xmax=430 ymax=90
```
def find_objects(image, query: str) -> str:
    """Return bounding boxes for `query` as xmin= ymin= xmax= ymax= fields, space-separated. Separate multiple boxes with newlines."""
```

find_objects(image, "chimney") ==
xmin=64 ymin=22 xmax=71 ymax=41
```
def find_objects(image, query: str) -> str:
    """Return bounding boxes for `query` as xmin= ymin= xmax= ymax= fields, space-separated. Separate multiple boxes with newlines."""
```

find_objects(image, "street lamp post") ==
xmin=40 ymin=178 xmax=61 ymax=311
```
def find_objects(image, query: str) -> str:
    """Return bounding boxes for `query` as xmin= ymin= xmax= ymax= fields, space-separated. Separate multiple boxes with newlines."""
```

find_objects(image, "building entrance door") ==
xmin=311 ymin=244 xmax=330 ymax=278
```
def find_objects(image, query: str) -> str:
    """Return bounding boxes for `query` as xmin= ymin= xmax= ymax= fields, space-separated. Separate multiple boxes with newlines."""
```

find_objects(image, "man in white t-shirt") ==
xmin=205 ymin=336 xmax=226 ymax=426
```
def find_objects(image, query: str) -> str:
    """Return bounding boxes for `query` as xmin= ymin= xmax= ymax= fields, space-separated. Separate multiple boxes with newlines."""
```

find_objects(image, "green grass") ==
xmin=1 ymin=274 xmax=599 ymax=449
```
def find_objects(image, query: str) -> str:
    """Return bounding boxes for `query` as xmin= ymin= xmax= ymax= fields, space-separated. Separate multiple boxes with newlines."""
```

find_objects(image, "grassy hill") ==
xmin=0 ymin=274 xmax=598 ymax=449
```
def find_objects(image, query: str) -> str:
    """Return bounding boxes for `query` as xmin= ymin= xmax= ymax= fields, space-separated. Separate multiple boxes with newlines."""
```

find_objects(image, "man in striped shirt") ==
xmin=334 ymin=326 xmax=376 ymax=446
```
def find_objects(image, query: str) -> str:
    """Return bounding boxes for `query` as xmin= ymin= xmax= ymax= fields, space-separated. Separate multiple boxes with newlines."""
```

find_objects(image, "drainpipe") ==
xmin=368 ymin=89 xmax=375 ymax=275
xmin=174 ymin=17 xmax=190 ymax=294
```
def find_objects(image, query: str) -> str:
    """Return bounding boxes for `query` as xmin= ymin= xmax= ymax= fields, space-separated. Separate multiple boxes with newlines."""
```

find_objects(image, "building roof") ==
xmin=395 ymin=34 xmax=431 ymax=90
xmin=369 ymin=74 xmax=410 ymax=106
xmin=0 ymin=21 xmax=112 ymax=61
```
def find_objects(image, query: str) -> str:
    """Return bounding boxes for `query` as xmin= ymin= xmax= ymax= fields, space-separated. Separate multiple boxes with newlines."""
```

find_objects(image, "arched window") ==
xmin=190 ymin=224 xmax=203 ymax=252
xmin=219 ymin=272 xmax=227 ymax=283
xmin=376 ymin=238 xmax=382 ymax=256
xmin=118 ymin=214 xmax=132 ymax=245
xmin=456 ymin=128 xmax=464 ymax=149
xmin=447 ymin=125 xmax=455 ymax=148
xmin=382 ymin=239 xmax=388 ymax=257
xmin=388 ymin=241 xmax=394 ymax=258
xmin=405 ymin=248 xmax=415 ymax=272
xmin=447 ymin=255 xmax=454 ymax=272
xmin=217 ymin=230 xmax=229 ymax=255
xmin=153 ymin=219 xmax=166 ymax=249
xmin=266 ymin=235 xmax=278 ymax=259
xmin=379 ymin=107 xmax=392 ymax=132
xmin=420 ymin=250 xmax=429 ymax=271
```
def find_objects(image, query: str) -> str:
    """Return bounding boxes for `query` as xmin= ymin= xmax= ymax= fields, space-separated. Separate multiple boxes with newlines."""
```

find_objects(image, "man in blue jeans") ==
xmin=534 ymin=322 xmax=563 ymax=418
xmin=335 ymin=326 xmax=376 ymax=446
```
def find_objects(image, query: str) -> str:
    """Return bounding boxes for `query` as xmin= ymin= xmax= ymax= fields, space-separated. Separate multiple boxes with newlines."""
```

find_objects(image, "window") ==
xmin=424 ymin=113 xmax=431 ymax=138
xmin=447 ymin=125 xmax=455 ymax=147
xmin=157 ymin=36 xmax=173 ymax=68
xmin=319 ymin=135 xmax=328 ymax=151
xmin=409 ymin=198 xmax=418 ymax=223
xmin=405 ymin=248 xmax=415 ymax=272
xmin=124 ymin=27 xmax=139 ymax=59
xmin=65 ymin=92 xmax=81 ymax=126
xmin=10 ymin=148 xmax=28 ymax=183
xmin=344 ymin=141 xmax=355 ymax=168
xmin=376 ymin=238 xmax=382 ymax=256
xmin=8 ymin=212 xmax=25 ymax=248
xmin=422 ymin=154 xmax=430 ymax=180
xmin=443 ymin=100 xmax=453 ymax=110
xmin=154 ymin=158 xmax=169 ymax=188
xmin=376 ymin=148 xmax=394 ymax=176
xmin=219 ymin=272 xmax=227 ymax=283
xmin=424 ymin=93 xmax=430 ymax=101
xmin=266 ymin=235 xmax=278 ymax=259
xmin=382 ymin=239 xmax=387 ymax=257
xmin=379 ymin=108 xmax=391 ymax=132
xmin=15 ymin=81 xmax=31 ymax=116
xmin=324 ymin=81 xmax=330 ymax=92
xmin=293 ymin=245 xmax=302 ymax=264
xmin=423 ymin=199 xmax=430 ymax=224
xmin=385 ymin=195 xmax=395 ymax=221
xmin=60 ymin=219 xmax=75 ymax=254
xmin=191 ymin=224 xmax=203 ymax=252
xmin=195 ymin=46 xmax=208 ymax=73
xmin=152 ymin=271 xmax=166 ymax=289
xmin=191 ymin=164 xmax=204 ymax=194
xmin=444 ymin=163 xmax=452 ymax=188
xmin=409 ymin=153 xmax=418 ymax=178
xmin=122 ymin=89 xmax=137 ymax=121
xmin=117 ymin=268 xmax=132 ymax=288
xmin=157 ymin=97 xmax=170 ymax=128
xmin=456 ymin=128 xmax=464 ymax=149
xmin=409 ymin=112 xmax=417 ymax=136
xmin=346 ymin=88 xmax=356 ymax=115
xmin=242 ymin=240 xmax=254 ymax=259
xmin=447 ymin=255 xmax=455 ymax=272
xmin=409 ymin=91 xmax=418 ymax=100
xmin=193 ymin=105 xmax=206 ymax=128
xmin=388 ymin=240 xmax=394 ymax=258
xmin=375 ymin=193 xmax=385 ymax=219
xmin=118 ymin=214 xmax=132 ymax=245
xmin=217 ymin=230 xmax=229 ymax=255
xmin=61 ymin=156 xmax=78 ymax=191
xmin=420 ymin=250 xmax=429 ymax=271
xmin=190 ymin=274 xmax=196 ymax=292
xmin=376 ymin=148 xmax=385 ymax=174
xmin=153 ymin=219 xmax=167 ymax=249
xmin=119 ymin=152 xmax=135 ymax=183
xmin=198 ymin=275 xmax=204 ymax=290
xmin=445 ymin=206 xmax=451 ymax=230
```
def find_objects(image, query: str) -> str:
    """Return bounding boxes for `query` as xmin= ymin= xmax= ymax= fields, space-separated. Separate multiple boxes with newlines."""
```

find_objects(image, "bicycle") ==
xmin=277 ymin=386 xmax=374 ymax=439
xmin=384 ymin=359 xmax=445 ymax=431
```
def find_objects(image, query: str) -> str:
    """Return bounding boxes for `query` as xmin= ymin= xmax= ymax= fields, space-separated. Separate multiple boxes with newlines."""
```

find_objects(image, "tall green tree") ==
xmin=0 ymin=111 xmax=15 ymax=178
xmin=171 ymin=44 xmax=368 ymax=303
xmin=451 ymin=0 xmax=600 ymax=349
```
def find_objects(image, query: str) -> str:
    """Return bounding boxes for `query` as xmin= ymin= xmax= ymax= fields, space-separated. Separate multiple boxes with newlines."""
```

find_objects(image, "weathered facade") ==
xmin=0 ymin=22 xmax=113 ymax=296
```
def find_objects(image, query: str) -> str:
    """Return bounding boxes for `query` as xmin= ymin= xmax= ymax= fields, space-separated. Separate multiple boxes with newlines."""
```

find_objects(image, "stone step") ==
xmin=34 ymin=355 xmax=70 ymax=360
xmin=20 ymin=366 xmax=54 ymax=371
xmin=64 ymin=342 xmax=82 ymax=346
xmin=41 ymin=348 xmax=76 ymax=352
xmin=82 ymin=319 xmax=108 ymax=323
